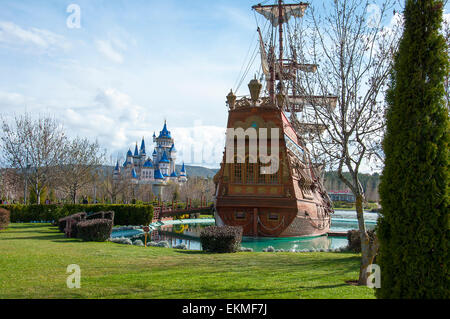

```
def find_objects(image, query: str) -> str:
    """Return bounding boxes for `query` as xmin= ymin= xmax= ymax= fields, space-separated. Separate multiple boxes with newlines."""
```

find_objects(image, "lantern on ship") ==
xmin=248 ymin=77 xmax=262 ymax=104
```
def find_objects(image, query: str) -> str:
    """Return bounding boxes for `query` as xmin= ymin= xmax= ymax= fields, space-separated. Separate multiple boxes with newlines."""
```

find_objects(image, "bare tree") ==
xmin=57 ymin=137 xmax=105 ymax=203
xmin=0 ymin=113 xmax=67 ymax=204
xmin=296 ymin=0 xmax=401 ymax=285
xmin=0 ymin=167 xmax=23 ymax=202
xmin=179 ymin=177 xmax=214 ymax=205
xmin=101 ymin=169 xmax=130 ymax=204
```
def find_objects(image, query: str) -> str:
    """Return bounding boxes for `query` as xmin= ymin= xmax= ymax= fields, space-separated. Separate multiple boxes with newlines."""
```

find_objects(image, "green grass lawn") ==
xmin=0 ymin=223 xmax=375 ymax=299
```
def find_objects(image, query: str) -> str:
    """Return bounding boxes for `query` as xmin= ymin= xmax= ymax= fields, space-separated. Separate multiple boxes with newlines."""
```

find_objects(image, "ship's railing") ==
xmin=230 ymin=96 xmax=279 ymax=110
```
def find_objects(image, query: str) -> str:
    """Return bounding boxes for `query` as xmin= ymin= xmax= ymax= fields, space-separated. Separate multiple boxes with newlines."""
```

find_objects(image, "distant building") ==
xmin=113 ymin=121 xmax=187 ymax=190
xmin=328 ymin=190 xmax=355 ymax=202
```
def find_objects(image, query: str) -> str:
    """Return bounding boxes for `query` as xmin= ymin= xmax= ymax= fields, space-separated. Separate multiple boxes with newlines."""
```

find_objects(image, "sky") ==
xmin=0 ymin=0 xmax=449 ymax=170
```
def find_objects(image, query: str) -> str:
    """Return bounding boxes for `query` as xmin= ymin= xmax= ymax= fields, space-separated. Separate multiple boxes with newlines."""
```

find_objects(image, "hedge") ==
xmin=0 ymin=204 xmax=153 ymax=226
xmin=0 ymin=208 xmax=10 ymax=230
xmin=77 ymin=219 xmax=113 ymax=242
xmin=200 ymin=226 xmax=243 ymax=253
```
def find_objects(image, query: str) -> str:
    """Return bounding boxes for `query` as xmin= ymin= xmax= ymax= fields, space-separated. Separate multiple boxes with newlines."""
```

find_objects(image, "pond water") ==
xmin=144 ymin=210 xmax=378 ymax=252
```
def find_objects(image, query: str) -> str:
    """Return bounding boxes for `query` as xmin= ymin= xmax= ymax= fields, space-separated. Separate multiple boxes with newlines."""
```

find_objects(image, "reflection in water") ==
xmin=152 ymin=223 xmax=348 ymax=252
xmin=142 ymin=211 xmax=378 ymax=252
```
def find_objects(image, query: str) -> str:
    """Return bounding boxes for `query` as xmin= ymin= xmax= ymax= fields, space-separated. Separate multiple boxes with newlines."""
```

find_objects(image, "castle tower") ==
xmin=113 ymin=160 xmax=120 ymax=180
xmin=169 ymin=143 xmax=177 ymax=174
xmin=113 ymin=120 xmax=187 ymax=194
xmin=179 ymin=162 xmax=187 ymax=183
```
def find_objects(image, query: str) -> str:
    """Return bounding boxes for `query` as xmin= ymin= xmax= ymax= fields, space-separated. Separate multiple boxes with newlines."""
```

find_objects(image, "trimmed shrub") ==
xmin=200 ymin=226 xmax=242 ymax=253
xmin=86 ymin=211 xmax=115 ymax=223
xmin=347 ymin=229 xmax=377 ymax=253
xmin=0 ymin=208 xmax=10 ymax=230
xmin=77 ymin=219 xmax=113 ymax=242
xmin=59 ymin=204 xmax=152 ymax=226
xmin=60 ymin=212 xmax=87 ymax=238
xmin=0 ymin=204 xmax=152 ymax=226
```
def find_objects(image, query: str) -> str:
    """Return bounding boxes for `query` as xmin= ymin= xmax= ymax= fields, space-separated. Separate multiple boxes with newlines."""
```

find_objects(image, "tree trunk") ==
xmin=36 ymin=188 xmax=41 ymax=205
xmin=355 ymin=194 xmax=377 ymax=285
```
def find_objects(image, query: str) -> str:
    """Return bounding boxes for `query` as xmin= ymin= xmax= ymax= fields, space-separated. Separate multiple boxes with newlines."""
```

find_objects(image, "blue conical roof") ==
xmin=160 ymin=151 xmax=170 ymax=163
xmin=170 ymin=171 xmax=177 ymax=177
xmin=158 ymin=121 xmax=172 ymax=139
xmin=134 ymin=143 xmax=139 ymax=156
xmin=154 ymin=169 xmax=164 ymax=180
xmin=127 ymin=149 xmax=132 ymax=157
xmin=131 ymin=168 xmax=138 ymax=179
xmin=140 ymin=138 xmax=146 ymax=154
xmin=180 ymin=162 xmax=186 ymax=173
xmin=114 ymin=161 xmax=119 ymax=171
xmin=143 ymin=159 xmax=153 ymax=168
xmin=152 ymin=149 xmax=157 ymax=156
xmin=170 ymin=143 xmax=176 ymax=152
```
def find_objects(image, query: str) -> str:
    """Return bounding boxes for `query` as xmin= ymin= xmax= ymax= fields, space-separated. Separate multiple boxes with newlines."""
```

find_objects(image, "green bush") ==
xmin=377 ymin=0 xmax=449 ymax=298
xmin=0 ymin=208 xmax=10 ymax=230
xmin=62 ymin=213 xmax=87 ymax=238
xmin=0 ymin=204 xmax=59 ymax=222
xmin=200 ymin=226 xmax=242 ymax=253
xmin=1 ymin=204 xmax=152 ymax=226
xmin=86 ymin=211 xmax=115 ymax=222
xmin=77 ymin=219 xmax=113 ymax=242
xmin=60 ymin=204 xmax=152 ymax=226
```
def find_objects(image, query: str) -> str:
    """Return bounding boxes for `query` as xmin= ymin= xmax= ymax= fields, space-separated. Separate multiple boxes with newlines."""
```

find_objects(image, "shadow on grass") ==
xmin=175 ymin=250 xmax=213 ymax=255
xmin=3 ymin=234 xmax=82 ymax=242
xmin=297 ymin=283 xmax=348 ymax=290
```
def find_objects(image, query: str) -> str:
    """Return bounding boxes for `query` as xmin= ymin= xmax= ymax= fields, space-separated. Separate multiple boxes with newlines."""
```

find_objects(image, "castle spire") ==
xmin=140 ymin=137 xmax=146 ymax=155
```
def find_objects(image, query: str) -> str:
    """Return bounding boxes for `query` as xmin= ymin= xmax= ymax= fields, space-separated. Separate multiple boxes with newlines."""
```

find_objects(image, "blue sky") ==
xmin=0 ymin=1 xmax=448 ymax=169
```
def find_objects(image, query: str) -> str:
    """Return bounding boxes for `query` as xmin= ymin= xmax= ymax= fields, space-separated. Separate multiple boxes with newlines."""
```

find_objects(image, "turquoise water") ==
xmin=141 ymin=210 xmax=378 ymax=252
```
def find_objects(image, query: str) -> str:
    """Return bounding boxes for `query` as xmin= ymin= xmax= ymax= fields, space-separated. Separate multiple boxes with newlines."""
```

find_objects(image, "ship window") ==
xmin=257 ymin=161 xmax=266 ymax=183
xmin=268 ymin=213 xmax=279 ymax=221
xmin=235 ymin=211 xmax=246 ymax=220
xmin=246 ymin=163 xmax=255 ymax=183
xmin=233 ymin=163 xmax=242 ymax=183
xmin=269 ymin=170 xmax=279 ymax=184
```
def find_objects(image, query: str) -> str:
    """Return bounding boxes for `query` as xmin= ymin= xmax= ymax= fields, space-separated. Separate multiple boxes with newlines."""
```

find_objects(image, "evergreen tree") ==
xmin=377 ymin=0 xmax=449 ymax=298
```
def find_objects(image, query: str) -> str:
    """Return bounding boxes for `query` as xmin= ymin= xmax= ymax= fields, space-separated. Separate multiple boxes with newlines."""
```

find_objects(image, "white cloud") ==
xmin=0 ymin=21 xmax=70 ymax=52
xmin=0 ymin=91 xmax=28 ymax=108
xmin=95 ymin=40 xmax=124 ymax=64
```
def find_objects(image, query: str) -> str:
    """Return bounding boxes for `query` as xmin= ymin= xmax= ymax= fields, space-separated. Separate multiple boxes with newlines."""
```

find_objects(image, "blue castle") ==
xmin=113 ymin=121 xmax=187 ymax=185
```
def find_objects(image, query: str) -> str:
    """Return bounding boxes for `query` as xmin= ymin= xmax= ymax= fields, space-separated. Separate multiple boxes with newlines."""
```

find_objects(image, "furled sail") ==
xmin=252 ymin=3 xmax=309 ymax=26
xmin=257 ymin=27 xmax=270 ymax=76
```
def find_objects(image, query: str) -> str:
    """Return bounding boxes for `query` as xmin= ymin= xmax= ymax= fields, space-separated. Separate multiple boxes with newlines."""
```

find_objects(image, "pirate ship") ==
xmin=213 ymin=0 xmax=336 ymax=237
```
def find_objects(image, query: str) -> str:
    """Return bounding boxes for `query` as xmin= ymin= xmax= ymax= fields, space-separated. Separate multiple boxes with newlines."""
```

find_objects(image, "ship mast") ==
xmin=278 ymin=0 xmax=283 ymax=72
xmin=252 ymin=1 xmax=338 ymax=136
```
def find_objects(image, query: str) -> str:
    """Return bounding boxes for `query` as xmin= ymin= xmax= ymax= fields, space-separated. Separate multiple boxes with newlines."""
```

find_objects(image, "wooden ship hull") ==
xmin=214 ymin=105 xmax=333 ymax=237
xmin=213 ymin=0 xmax=335 ymax=237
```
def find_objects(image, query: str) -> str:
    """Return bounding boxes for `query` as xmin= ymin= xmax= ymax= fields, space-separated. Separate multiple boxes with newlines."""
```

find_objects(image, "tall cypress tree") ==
xmin=377 ymin=0 xmax=449 ymax=298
